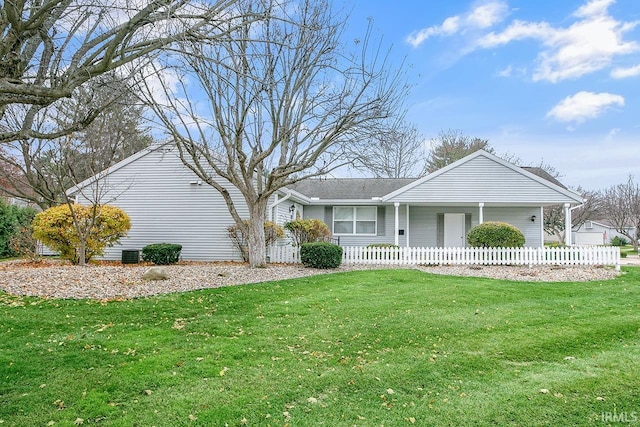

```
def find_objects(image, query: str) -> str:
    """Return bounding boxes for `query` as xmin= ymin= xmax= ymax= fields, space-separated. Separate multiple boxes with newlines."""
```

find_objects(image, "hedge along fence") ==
xmin=270 ymin=245 xmax=621 ymax=269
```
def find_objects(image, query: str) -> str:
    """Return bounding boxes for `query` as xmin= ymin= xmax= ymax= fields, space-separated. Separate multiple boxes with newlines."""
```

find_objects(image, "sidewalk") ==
xmin=620 ymin=253 xmax=640 ymax=266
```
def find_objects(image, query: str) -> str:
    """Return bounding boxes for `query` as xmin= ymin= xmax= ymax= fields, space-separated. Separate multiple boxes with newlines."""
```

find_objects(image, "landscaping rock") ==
xmin=143 ymin=267 xmax=169 ymax=281
xmin=0 ymin=261 xmax=622 ymax=300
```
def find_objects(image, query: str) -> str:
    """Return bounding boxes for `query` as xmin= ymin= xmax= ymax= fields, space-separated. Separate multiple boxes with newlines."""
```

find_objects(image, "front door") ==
xmin=444 ymin=213 xmax=466 ymax=247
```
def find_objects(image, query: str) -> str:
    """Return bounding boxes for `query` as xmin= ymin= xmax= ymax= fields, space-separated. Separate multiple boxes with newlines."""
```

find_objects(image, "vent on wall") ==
xmin=585 ymin=221 xmax=593 ymax=229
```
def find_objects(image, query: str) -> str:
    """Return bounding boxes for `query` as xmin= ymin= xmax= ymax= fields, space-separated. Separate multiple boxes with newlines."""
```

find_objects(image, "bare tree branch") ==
xmin=424 ymin=129 xmax=492 ymax=174
xmin=142 ymin=0 xmax=408 ymax=267
xmin=350 ymin=120 xmax=426 ymax=178
xmin=601 ymin=175 xmax=640 ymax=250
xmin=0 ymin=0 xmax=243 ymax=141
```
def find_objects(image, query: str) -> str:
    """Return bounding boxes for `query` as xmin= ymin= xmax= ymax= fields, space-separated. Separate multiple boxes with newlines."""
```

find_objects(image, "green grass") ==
xmin=619 ymin=245 xmax=637 ymax=257
xmin=1 ymin=268 xmax=639 ymax=426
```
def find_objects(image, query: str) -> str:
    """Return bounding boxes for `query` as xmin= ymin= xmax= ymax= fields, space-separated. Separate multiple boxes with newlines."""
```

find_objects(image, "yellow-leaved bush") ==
xmin=32 ymin=204 xmax=131 ymax=264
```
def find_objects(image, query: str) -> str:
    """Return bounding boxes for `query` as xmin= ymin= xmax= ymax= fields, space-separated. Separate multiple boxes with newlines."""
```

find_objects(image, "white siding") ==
xmin=388 ymin=156 xmax=576 ymax=205
xmin=573 ymin=222 xmax=631 ymax=245
xmin=75 ymin=147 xmax=250 ymax=261
xmin=484 ymin=206 xmax=542 ymax=247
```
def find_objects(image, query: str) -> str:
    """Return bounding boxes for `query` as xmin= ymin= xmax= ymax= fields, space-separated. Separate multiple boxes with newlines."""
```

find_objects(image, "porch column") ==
xmin=405 ymin=204 xmax=410 ymax=247
xmin=564 ymin=203 xmax=572 ymax=246
xmin=478 ymin=202 xmax=484 ymax=224
xmin=394 ymin=202 xmax=400 ymax=246
xmin=540 ymin=206 xmax=545 ymax=248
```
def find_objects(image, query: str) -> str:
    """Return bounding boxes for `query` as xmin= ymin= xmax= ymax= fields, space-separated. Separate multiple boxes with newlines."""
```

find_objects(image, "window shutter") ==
xmin=377 ymin=207 xmax=385 ymax=236
xmin=437 ymin=213 xmax=444 ymax=247
xmin=324 ymin=206 xmax=333 ymax=233
xmin=465 ymin=214 xmax=472 ymax=247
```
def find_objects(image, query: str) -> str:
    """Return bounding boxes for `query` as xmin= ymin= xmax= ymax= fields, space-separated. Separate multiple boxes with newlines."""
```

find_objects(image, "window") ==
xmin=333 ymin=207 xmax=377 ymax=235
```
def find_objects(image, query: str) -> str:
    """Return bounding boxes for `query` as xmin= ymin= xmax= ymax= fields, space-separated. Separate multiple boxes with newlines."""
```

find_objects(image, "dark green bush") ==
xmin=610 ymin=236 xmax=628 ymax=246
xmin=141 ymin=243 xmax=182 ymax=265
xmin=0 ymin=200 xmax=37 ymax=258
xmin=467 ymin=221 xmax=525 ymax=248
xmin=300 ymin=242 xmax=343 ymax=269
xmin=366 ymin=243 xmax=399 ymax=249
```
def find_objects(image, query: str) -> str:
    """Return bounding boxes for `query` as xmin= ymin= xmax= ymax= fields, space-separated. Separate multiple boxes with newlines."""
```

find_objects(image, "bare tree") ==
xmin=424 ymin=129 xmax=492 ymax=174
xmin=0 ymin=77 xmax=153 ymax=209
xmin=144 ymin=0 xmax=407 ymax=267
xmin=543 ymin=188 xmax=600 ymax=243
xmin=351 ymin=121 xmax=426 ymax=178
xmin=601 ymin=176 xmax=640 ymax=250
xmin=0 ymin=0 xmax=242 ymax=143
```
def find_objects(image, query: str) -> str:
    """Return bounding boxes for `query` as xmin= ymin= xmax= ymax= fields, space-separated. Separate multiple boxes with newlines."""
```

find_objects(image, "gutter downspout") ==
xmin=268 ymin=191 xmax=293 ymax=222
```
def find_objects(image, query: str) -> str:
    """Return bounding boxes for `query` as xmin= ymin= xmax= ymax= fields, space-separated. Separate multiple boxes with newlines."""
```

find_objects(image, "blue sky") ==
xmin=345 ymin=0 xmax=640 ymax=190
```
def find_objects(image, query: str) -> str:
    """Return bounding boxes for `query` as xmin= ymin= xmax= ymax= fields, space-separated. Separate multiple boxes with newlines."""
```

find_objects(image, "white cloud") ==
xmin=476 ymin=0 xmax=640 ymax=82
xmin=406 ymin=0 xmax=508 ymax=47
xmin=611 ymin=64 xmax=640 ymax=78
xmin=497 ymin=65 xmax=513 ymax=77
xmin=546 ymin=91 xmax=624 ymax=124
xmin=574 ymin=0 xmax=614 ymax=18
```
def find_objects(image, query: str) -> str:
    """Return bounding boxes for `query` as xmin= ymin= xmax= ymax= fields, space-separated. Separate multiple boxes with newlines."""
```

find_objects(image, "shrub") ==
xmin=610 ymin=236 xmax=628 ymax=247
xmin=32 ymin=204 xmax=130 ymax=264
xmin=467 ymin=221 xmax=525 ymax=248
xmin=141 ymin=243 xmax=183 ymax=265
xmin=366 ymin=243 xmax=399 ymax=249
xmin=227 ymin=220 xmax=285 ymax=262
xmin=284 ymin=219 xmax=331 ymax=246
xmin=300 ymin=242 xmax=343 ymax=269
xmin=9 ymin=224 xmax=40 ymax=261
xmin=0 ymin=200 xmax=37 ymax=258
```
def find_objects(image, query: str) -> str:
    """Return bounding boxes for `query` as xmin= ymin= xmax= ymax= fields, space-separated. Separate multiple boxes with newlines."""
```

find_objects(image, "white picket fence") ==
xmin=269 ymin=245 xmax=621 ymax=269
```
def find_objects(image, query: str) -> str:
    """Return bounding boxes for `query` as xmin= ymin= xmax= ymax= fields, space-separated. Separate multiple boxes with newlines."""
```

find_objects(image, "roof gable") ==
xmin=66 ymin=142 xmax=173 ymax=195
xmin=382 ymin=150 xmax=583 ymax=205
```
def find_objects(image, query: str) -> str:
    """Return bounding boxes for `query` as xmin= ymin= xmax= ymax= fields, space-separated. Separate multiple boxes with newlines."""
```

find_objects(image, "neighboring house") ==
xmin=68 ymin=145 xmax=584 ymax=261
xmin=572 ymin=219 xmax=635 ymax=246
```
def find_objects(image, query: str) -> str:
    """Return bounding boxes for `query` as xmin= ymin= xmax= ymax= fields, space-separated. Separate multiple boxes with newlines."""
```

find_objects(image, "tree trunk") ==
xmin=78 ymin=239 xmax=87 ymax=266
xmin=246 ymin=200 xmax=268 ymax=268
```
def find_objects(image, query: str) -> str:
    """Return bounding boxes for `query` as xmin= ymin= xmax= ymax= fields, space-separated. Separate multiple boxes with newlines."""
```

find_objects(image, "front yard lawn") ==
xmin=1 ymin=268 xmax=639 ymax=426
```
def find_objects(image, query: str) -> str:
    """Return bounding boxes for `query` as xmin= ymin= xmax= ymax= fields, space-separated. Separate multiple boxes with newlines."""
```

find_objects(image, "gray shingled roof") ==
xmin=287 ymin=178 xmax=416 ymax=200
xmin=521 ymin=167 xmax=567 ymax=189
